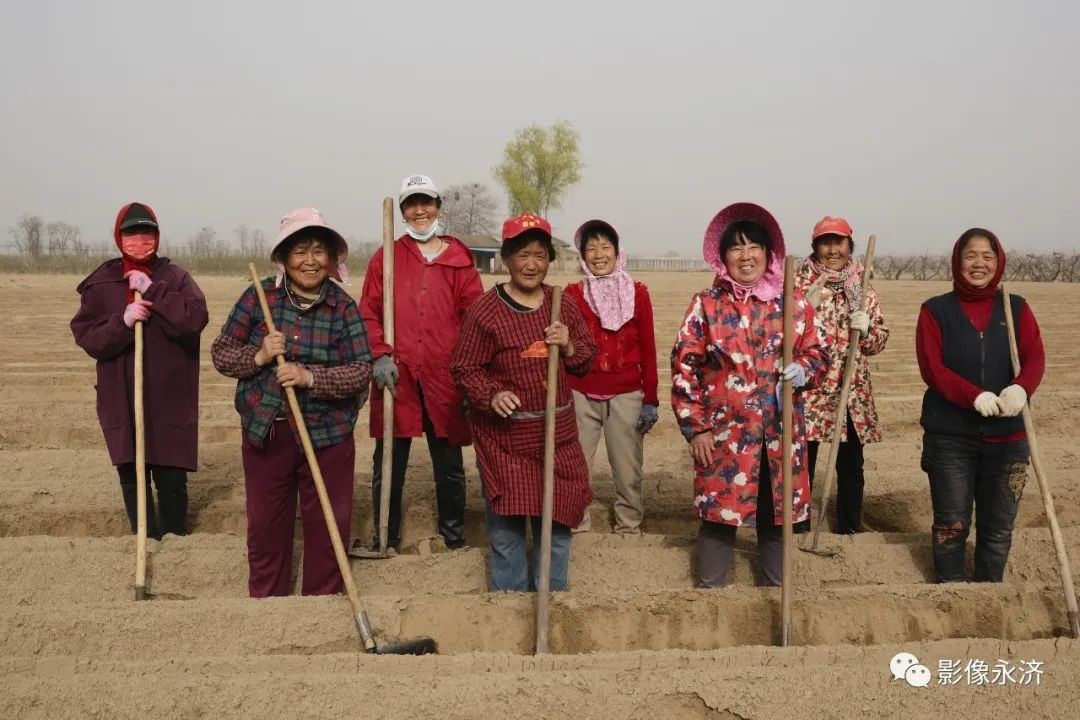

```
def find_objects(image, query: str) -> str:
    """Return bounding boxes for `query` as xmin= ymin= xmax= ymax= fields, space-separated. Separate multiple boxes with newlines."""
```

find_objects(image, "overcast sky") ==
xmin=2 ymin=0 xmax=1077 ymax=256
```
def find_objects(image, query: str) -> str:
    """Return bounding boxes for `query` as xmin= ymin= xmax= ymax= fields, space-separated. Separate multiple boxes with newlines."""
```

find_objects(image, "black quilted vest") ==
xmin=920 ymin=291 xmax=1025 ymax=438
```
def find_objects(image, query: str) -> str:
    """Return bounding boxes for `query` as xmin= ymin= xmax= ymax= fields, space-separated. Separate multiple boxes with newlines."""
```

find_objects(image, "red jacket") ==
xmin=564 ymin=281 xmax=659 ymax=406
xmin=916 ymin=294 xmax=1044 ymax=442
xmin=360 ymin=235 xmax=484 ymax=444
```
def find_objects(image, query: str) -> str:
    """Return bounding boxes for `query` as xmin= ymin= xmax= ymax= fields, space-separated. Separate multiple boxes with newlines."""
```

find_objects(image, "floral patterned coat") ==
xmin=671 ymin=282 xmax=828 ymax=527
xmin=794 ymin=258 xmax=889 ymax=445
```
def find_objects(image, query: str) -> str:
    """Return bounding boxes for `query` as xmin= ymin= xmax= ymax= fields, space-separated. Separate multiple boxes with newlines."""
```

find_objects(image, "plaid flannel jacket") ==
xmin=212 ymin=278 xmax=372 ymax=449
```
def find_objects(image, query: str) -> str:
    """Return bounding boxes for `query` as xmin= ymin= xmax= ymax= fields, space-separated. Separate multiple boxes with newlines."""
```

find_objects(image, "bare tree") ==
xmin=250 ymin=228 xmax=267 ymax=257
xmin=875 ymin=255 xmax=915 ymax=280
xmin=908 ymin=253 xmax=949 ymax=281
xmin=187 ymin=226 xmax=223 ymax=257
xmin=1062 ymin=254 xmax=1080 ymax=282
xmin=234 ymin=225 xmax=267 ymax=257
xmin=9 ymin=215 xmax=44 ymax=257
xmin=235 ymin=224 xmax=252 ymax=255
xmin=45 ymin=221 xmax=84 ymax=255
xmin=440 ymin=182 xmax=498 ymax=237
xmin=349 ymin=239 xmax=381 ymax=263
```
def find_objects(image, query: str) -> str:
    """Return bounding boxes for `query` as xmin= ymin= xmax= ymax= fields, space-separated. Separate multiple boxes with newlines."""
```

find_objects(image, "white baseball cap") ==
xmin=398 ymin=174 xmax=440 ymax=206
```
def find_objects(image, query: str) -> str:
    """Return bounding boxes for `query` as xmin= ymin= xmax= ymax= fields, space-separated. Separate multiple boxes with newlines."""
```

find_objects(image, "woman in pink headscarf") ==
xmin=671 ymin=203 xmax=827 ymax=587
xmin=564 ymin=220 xmax=658 ymax=534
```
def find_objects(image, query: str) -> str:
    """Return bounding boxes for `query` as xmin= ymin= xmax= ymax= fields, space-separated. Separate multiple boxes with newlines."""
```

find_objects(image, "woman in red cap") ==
xmin=564 ymin=219 xmax=658 ymax=534
xmin=360 ymin=174 xmax=484 ymax=552
xmin=450 ymin=213 xmax=596 ymax=591
xmin=671 ymin=203 xmax=827 ymax=587
xmin=71 ymin=202 xmax=208 ymax=539
xmin=211 ymin=208 xmax=373 ymax=597
xmin=916 ymin=228 xmax=1044 ymax=582
xmin=794 ymin=217 xmax=889 ymax=534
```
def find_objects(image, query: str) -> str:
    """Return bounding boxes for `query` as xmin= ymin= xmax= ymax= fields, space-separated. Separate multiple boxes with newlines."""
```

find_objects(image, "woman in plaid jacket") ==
xmin=451 ymin=213 xmax=597 ymax=592
xmin=212 ymin=208 xmax=372 ymax=598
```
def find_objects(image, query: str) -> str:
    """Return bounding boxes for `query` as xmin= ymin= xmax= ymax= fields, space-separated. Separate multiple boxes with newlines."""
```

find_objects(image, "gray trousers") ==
xmin=696 ymin=450 xmax=782 ymax=588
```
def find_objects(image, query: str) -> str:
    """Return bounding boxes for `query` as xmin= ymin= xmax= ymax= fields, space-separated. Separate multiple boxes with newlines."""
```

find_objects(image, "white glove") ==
xmin=973 ymin=391 xmax=1001 ymax=418
xmin=849 ymin=310 xmax=870 ymax=336
xmin=781 ymin=362 xmax=807 ymax=388
xmin=997 ymin=384 xmax=1027 ymax=417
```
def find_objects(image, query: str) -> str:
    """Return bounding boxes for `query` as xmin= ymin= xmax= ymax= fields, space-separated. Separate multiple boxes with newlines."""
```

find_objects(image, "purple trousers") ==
xmin=241 ymin=422 xmax=355 ymax=597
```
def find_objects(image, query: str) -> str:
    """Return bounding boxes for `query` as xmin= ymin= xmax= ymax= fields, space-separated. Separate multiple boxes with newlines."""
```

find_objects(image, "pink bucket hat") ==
xmin=702 ymin=202 xmax=786 ymax=300
xmin=269 ymin=208 xmax=350 ymax=286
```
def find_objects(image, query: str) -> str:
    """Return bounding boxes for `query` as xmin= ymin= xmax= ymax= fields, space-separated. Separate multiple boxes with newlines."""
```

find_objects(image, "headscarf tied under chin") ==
xmin=576 ymin=219 xmax=636 ymax=331
xmin=113 ymin=202 xmax=160 ymax=302
xmin=951 ymin=227 xmax=1006 ymax=301
xmin=702 ymin=202 xmax=786 ymax=302
xmin=809 ymin=256 xmax=864 ymax=312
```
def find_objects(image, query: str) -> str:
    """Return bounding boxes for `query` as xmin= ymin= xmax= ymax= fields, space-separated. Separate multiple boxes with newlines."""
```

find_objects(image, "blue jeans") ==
xmin=921 ymin=432 xmax=1029 ymax=582
xmin=485 ymin=500 xmax=572 ymax=592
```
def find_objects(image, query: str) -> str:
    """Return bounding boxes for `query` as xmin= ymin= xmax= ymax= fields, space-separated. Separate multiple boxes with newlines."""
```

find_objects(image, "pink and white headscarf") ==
xmin=702 ymin=202 xmax=786 ymax=302
xmin=576 ymin=219 xmax=636 ymax=331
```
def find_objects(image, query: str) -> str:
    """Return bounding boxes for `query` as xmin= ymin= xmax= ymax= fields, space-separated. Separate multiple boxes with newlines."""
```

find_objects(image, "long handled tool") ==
xmin=351 ymin=198 xmax=397 ymax=560
xmin=535 ymin=286 xmax=563 ymax=655
xmin=780 ymin=257 xmax=795 ymax=647
xmin=803 ymin=235 xmax=877 ymax=557
xmin=1002 ymin=285 xmax=1080 ymax=639
xmin=247 ymin=263 xmax=435 ymax=655
xmin=134 ymin=290 xmax=148 ymax=601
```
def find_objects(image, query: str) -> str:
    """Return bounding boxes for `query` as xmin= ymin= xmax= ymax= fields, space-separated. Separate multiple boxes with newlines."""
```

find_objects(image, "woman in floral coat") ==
xmin=671 ymin=203 xmax=827 ymax=588
xmin=795 ymin=216 xmax=889 ymax=534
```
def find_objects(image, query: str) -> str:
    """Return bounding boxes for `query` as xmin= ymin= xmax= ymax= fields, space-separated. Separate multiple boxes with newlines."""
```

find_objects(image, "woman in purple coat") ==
xmin=71 ymin=202 xmax=209 ymax=539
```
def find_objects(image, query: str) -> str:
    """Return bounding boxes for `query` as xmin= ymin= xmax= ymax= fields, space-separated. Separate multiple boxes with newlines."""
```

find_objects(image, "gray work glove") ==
xmin=372 ymin=355 xmax=399 ymax=394
xmin=636 ymin=404 xmax=659 ymax=434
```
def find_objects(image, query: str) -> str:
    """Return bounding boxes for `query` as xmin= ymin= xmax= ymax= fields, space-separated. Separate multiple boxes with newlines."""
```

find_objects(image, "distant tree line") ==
xmin=874 ymin=253 xmax=1080 ymax=282
xmin=7 ymin=123 xmax=1076 ymax=281
xmin=2 ymin=120 xmax=589 ymax=274
xmin=0 ymin=214 xmax=386 ymax=276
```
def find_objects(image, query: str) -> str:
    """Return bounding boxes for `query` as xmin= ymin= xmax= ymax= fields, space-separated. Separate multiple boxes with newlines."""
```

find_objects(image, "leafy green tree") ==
xmin=493 ymin=121 xmax=584 ymax=216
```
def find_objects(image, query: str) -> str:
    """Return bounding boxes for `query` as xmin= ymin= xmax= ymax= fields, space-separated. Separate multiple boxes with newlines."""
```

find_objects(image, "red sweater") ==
xmin=915 ymin=295 xmax=1044 ymax=442
xmin=564 ymin=281 xmax=659 ymax=406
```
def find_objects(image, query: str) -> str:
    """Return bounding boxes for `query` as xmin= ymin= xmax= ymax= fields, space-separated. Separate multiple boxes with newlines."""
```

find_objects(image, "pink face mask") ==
xmin=121 ymin=232 xmax=157 ymax=260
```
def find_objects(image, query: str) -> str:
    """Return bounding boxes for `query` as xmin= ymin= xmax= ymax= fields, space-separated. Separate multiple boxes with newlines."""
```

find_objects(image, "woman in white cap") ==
xmin=359 ymin=175 xmax=484 ymax=551
xmin=564 ymin=219 xmax=659 ymax=534
xmin=211 ymin=208 xmax=373 ymax=597
xmin=795 ymin=216 xmax=889 ymax=534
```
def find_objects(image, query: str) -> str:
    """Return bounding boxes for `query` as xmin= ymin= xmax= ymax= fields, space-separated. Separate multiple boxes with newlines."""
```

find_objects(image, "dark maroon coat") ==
xmin=71 ymin=257 xmax=208 ymax=470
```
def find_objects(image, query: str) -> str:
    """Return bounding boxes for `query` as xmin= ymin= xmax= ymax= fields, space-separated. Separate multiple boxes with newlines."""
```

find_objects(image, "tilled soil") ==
xmin=1 ymin=272 xmax=1078 ymax=719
